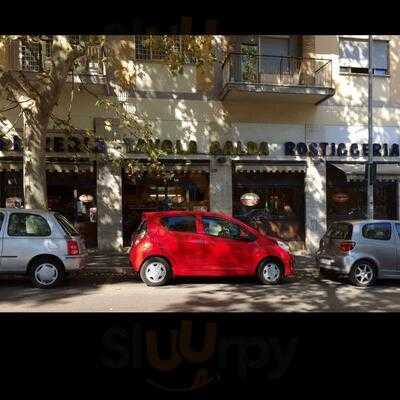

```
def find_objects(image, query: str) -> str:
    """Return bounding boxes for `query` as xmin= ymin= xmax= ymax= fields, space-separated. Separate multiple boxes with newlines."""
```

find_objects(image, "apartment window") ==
xmin=20 ymin=40 xmax=53 ymax=72
xmin=21 ymin=42 xmax=42 ymax=72
xmin=339 ymin=38 xmax=389 ymax=75
xmin=259 ymin=36 xmax=290 ymax=74
xmin=134 ymin=35 xmax=189 ymax=61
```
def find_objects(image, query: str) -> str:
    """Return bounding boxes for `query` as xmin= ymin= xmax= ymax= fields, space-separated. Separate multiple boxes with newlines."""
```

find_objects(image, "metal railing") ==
xmin=222 ymin=52 xmax=333 ymax=89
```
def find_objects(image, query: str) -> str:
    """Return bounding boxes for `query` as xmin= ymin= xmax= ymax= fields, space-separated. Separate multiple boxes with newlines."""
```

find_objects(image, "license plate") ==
xmin=320 ymin=258 xmax=332 ymax=265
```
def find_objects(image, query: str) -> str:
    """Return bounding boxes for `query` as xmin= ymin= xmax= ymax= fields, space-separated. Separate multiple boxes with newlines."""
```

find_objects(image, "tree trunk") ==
xmin=22 ymin=111 xmax=48 ymax=210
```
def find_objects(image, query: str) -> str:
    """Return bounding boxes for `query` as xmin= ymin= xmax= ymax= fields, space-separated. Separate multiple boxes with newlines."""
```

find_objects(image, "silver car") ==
xmin=0 ymin=208 xmax=87 ymax=288
xmin=316 ymin=220 xmax=400 ymax=287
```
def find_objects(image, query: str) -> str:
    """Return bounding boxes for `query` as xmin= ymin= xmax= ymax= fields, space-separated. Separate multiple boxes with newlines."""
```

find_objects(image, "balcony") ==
xmin=221 ymin=53 xmax=335 ymax=104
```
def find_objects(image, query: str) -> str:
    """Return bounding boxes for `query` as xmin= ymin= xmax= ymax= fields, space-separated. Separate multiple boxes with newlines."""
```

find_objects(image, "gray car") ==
xmin=0 ymin=208 xmax=87 ymax=288
xmin=316 ymin=220 xmax=400 ymax=287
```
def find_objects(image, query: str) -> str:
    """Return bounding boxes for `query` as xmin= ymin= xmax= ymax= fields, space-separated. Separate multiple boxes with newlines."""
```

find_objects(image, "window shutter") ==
xmin=260 ymin=37 xmax=289 ymax=56
xmin=339 ymin=39 xmax=369 ymax=68
xmin=373 ymin=41 xmax=388 ymax=70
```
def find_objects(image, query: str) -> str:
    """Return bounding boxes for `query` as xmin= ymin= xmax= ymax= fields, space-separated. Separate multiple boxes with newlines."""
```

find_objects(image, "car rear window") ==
xmin=362 ymin=223 xmax=391 ymax=241
xmin=161 ymin=216 xmax=196 ymax=233
xmin=327 ymin=223 xmax=353 ymax=240
xmin=54 ymin=213 xmax=80 ymax=236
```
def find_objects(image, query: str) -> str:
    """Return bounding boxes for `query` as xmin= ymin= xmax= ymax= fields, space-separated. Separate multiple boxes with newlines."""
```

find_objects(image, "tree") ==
xmin=0 ymin=35 xmax=216 ymax=209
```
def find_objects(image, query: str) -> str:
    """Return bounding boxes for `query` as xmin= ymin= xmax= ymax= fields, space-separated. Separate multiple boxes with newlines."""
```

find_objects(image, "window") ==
xmin=326 ymin=223 xmax=353 ymax=240
xmin=202 ymin=217 xmax=254 ymax=241
xmin=0 ymin=213 xmax=4 ymax=230
xmin=54 ymin=213 xmax=80 ymax=237
xmin=21 ymin=42 xmax=42 ymax=72
xmin=362 ymin=223 xmax=391 ymax=241
xmin=339 ymin=38 xmax=389 ymax=75
xmin=259 ymin=37 xmax=290 ymax=74
xmin=8 ymin=213 xmax=51 ymax=237
xmin=134 ymin=35 xmax=194 ymax=63
xmin=20 ymin=40 xmax=53 ymax=72
xmin=161 ymin=216 xmax=196 ymax=233
xmin=395 ymin=223 xmax=400 ymax=237
xmin=135 ymin=35 xmax=178 ymax=61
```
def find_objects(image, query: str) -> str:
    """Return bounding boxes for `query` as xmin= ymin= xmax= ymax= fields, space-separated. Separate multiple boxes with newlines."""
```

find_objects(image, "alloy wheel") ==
xmin=354 ymin=264 xmax=374 ymax=285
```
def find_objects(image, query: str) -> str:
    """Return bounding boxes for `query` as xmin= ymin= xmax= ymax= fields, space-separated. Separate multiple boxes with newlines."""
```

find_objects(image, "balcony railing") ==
xmin=222 ymin=52 xmax=333 ymax=90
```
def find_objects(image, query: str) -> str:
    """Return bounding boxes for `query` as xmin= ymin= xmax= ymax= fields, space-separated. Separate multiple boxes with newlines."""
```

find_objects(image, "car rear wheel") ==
xmin=30 ymin=258 xmax=65 ymax=289
xmin=140 ymin=257 xmax=171 ymax=287
xmin=349 ymin=260 xmax=377 ymax=287
xmin=257 ymin=260 xmax=283 ymax=285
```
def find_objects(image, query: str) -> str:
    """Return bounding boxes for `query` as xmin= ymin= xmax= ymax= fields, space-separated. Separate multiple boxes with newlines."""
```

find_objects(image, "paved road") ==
xmin=1 ymin=257 xmax=400 ymax=312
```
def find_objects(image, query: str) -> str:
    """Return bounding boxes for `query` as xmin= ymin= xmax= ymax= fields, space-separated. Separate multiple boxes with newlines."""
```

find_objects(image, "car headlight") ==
xmin=276 ymin=240 xmax=291 ymax=253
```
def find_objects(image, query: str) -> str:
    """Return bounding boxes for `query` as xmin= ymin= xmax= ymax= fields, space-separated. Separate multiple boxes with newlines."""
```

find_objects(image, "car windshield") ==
xmin=54 ymin=213 xmax=80 ymax=236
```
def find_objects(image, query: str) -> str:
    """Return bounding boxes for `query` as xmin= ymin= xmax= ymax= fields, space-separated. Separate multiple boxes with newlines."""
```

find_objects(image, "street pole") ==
xmin=367 ymin=35 xmax=374 ymax=219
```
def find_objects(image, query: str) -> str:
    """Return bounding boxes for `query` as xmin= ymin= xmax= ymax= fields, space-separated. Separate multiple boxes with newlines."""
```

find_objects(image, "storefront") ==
xmin=0 ymin=159 xmax=98 ymax=248
xmin=232 ymin=163 xmax=306 ymax=250
xmin=327 ymin=162 xmax=399 ymax=224
xmin=47 ymin=161 xmax=98 ymax=248
xmin=0 ymin=161 xmax=23 ymax=208
xmin=122 ymin=161 xmax=210 ymax=246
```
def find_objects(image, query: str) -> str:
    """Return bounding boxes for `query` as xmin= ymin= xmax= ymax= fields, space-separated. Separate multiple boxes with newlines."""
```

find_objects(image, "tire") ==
xmin=140 ymin=257 xmax=172 ymax=287
xmin=29 ymin=257 xmax=65 ymax=289
xmin=349 ymin=260 xmax=377 ymax=287
xmin=257 ymin=259 xmax=283 ymax=285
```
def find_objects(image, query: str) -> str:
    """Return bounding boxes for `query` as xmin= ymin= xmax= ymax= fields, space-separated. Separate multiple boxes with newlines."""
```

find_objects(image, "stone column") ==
xmin=209 ymin=156 xmax=232 ymax=215
xmin=305 ymin=159 xmax=326 ymax=254
xmin=97 ymin=161 xmax=123 ymax=252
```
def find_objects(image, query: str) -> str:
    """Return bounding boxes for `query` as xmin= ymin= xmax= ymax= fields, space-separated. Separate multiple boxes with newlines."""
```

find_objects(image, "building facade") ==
xmin=1 ymin=35 xmax=400 ymax=253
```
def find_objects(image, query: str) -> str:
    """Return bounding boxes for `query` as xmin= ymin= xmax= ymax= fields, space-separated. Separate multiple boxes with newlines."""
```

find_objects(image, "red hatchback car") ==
xmin=129 ymin=211 xmax=295 ymax=286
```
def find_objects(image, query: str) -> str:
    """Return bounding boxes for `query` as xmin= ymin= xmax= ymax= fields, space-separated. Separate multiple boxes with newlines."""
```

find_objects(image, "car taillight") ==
xmin=339 ymin=241 xmax=355 ymax=252
xmin=132 ymin=231 xmax=146 ymax=246
xmin=67 ymin=239 xmax=80 ymax=256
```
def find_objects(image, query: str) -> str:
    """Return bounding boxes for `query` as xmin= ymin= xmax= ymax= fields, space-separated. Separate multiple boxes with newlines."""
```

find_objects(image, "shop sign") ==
xmin=0 ymin=135 xmax=107 ymax=154
xmin=171 ymin=194 xmax=185 ymax=204
xmin=123 ymin=139 xmax=270 ymax=156
xmin=332 ymin=193 xmax=350 ymax=203
xmin=5 ymin=197 xmax=23 ymax=208
xmin=240 ymin=193 xmax=260 ymax=207
xmin=79 ymin=194 xmax=94 ymax=203
xmin=285 ymin=142 xmax=400 ymax=158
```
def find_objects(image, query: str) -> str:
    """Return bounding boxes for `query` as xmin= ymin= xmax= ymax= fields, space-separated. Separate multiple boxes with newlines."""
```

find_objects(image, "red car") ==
xmin=129 ymin=211 xmax=295 ymax=286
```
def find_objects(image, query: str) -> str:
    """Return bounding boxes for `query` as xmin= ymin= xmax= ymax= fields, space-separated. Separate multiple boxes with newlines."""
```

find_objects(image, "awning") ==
xmin=0 ymin=161 xmax=94 ymax=173
xmin=46 ymin=163 xmax=94 ymax=173
xmin=235 ymin=164 xmax=306 ymax=173
xmin=331 ymin=163 xmax=400 ymax=182
xmin=0 ymin=162 xmax=22 ymax=172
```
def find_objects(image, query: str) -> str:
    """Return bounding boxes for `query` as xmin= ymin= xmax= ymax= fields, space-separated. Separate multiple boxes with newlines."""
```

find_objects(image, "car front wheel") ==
xmin=30 ymin=258 xmax=65 ymax=289
xmin=140 ymin=257 xmax=171 ymax=287
xmin=349 ymin=260 xmax=377 ymax=287
xmin=257 ymin=260 xmax=283 ymax=285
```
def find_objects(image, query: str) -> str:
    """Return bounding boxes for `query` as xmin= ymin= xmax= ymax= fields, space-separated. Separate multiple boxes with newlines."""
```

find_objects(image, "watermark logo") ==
xmin=98 ymin=320 xmax=298 ymax=392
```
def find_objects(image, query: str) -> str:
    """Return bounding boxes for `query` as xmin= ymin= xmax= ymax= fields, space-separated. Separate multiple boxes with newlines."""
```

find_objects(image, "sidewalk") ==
xmin=85 ymin=248 xmax=133 ymax=274
xmin=84 ymin=249 xmax=316 ymax=274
